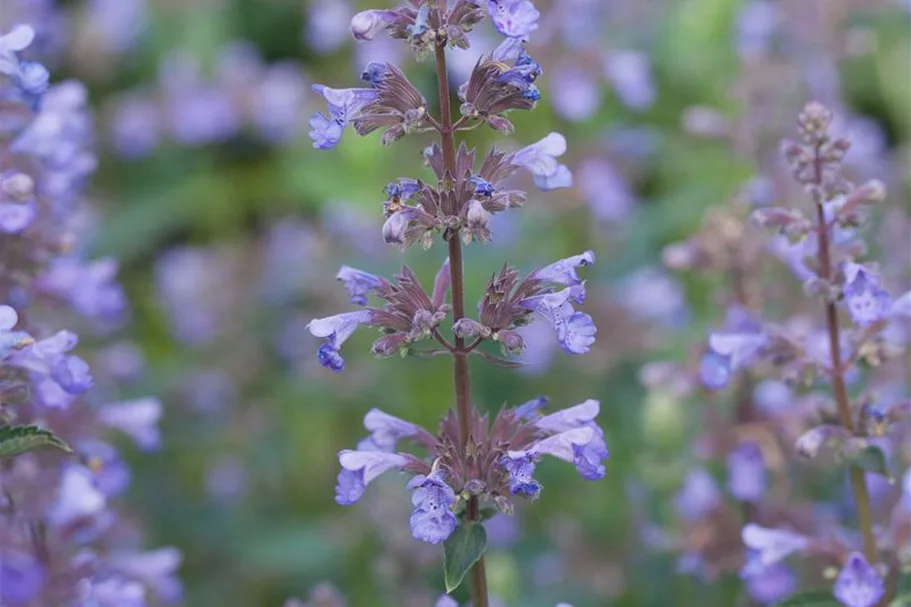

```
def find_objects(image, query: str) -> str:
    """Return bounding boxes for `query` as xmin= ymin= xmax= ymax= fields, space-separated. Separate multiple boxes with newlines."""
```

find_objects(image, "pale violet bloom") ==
xmin=0 ymin=25 xmax=34 ymax=76
xmin=903 ymin=467 xmax=911 ymax=511
xmin=306 ymin=0 xmax=352 ymax=53
xmin=0 ymin=305 xmax=33 ymax=360
xmin=487 ymin=0 xmax=540 ymax=39
xmin=603 ymin=50 xmax=655 ymax=111
xmin=47 ymin=465 xmax=107 ymax=527
xmin=833 ymin=553 xmax=884 ymax=607
xmin=700 ymin=330 xmax=768 ymax=389
xmin=510 ymin=133 xmax=573 ymax=191
xmin=521 ymin=288 xmax=596 ymax=355
xmin=550 ymin=63 xmax=602 ymax=122
xmin=532 ymin=251 xmax=595 ymax=299
xmin=842 ymin=263 xmax=890 ymax=327
xmin=111 ymin=547 xmax=183 ymax=604
xmin=741 ymin=524 xmax=810 ymax=567
xmin=674 ymin=467 xmax=721 ymax=522
xmin=577 ymin=158 xmax=635 ymax=224
xmin=501 ymin=426 xmax=605 ymax=499
xmin=98 ymin=397 xmax=162 ymax=451
xmin=76 ymin=576 xmax=146 ymax=607
xmin=307 ymin=309 xmax=373 ymax=372
xmin=309 ymin=85 xmax=378 ymax=149
xmin=727 ymin=441 xmax=767 ymax=502
xmin=533 ymin=399 xmax=609 ymax=479
xmin=350 ymin=9 xmax=397 ymax=41
xmin=335 ymin=450 xmax=408 ymax=505
xmin=436 ymin=596 xmax=459 ymax=607
xmin=408 ymin=470 xmax=457 ymax=544
xmin=336 ymin=266 xmax=385 ymax=306
xmin=513 ymin=395 xmax=549 ymax=420
xmin=358 ymin=408 xmax=420 ymax=451
xmin=891 ymin=290 xmax=911 ymax=318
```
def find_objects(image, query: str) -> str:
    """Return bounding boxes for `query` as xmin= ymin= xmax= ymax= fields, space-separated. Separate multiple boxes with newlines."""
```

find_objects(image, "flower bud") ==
xmin=466 ymin=199 xmax=490 ymax=231
xmin=486 ymin=115 xmax=514 ymax=134
xmin=463 ymin=479 xmax=485 ymax=495
xmin=494 ymin=494 xmax=514 ymax=515
xmin=350 ymin=10 xmax=391 ymax=41
xmin=372 ymin=333 xmax=407 ymax=357
xmin=795 ymin=425 xmax=847 ymax=458
xmin=382 ymin=209 xmax=409 ymax=246
xmin=495 ymin=329 xmax=524 ymax=354
xmin=452 ymin=318 xmax=488 ymax=339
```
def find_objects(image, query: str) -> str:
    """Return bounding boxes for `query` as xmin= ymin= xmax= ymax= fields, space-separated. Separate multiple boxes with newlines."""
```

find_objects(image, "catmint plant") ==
xmin=686 ymin=102 xmax=910 ymax=606
xmin=305 ymin=1 xmax=607 ymax=603
xmin=0 ymin=24 xmax=178 ymax=606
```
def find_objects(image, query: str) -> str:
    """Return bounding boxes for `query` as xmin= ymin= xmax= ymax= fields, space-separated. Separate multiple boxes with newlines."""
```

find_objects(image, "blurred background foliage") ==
xmin=16 ymin=0 xmax=909 ymax=604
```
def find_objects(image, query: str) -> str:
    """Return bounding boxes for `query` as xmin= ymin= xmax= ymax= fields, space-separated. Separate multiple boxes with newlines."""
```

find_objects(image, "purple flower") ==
xmin=577 ymin=158 xmax=635 ymax=224
xmin=842 ymin=263 xmax=890 ymax=326
xmin=741 ymin=562 xmax=797 ymax=606
xmin=500 ymin=452 xmax=542 ymax=498
xmin=0 ymin=171 xmax=37 ymax=234
xmin=251 ymin=64 xmax=307 ymax=142
xmin=833 ymin=553 xmax=884 ymax=607
xmin=110 ymin=94 xmax=160 ymax=158
xmin=75 ymin=576 xmax=146 ymax=607
xmin=741 ymin=524 xmax=810 ymax=567
xmin=674 ymin=468 xmax=721 ymax=522
xmin=534 ymin=400 xmax=609 ymax=479
xmin=488 ymin=0 xmax=540 ymax=39
xmin=0 ymin=305 xmax=33 ymax=359
xmin=47 ymin=465 xmax=107 ymax=527
xmin=891 ymin=290 xmax=911 ymax=318
xmin=51 ymin=355 xmax=94 ymax=394
xmin=514 ymin=395 xmax=548 ymax=419
xmin=436 ymin=595 xmax=459 ymax=607
xmin=407 ymin=470 xmax=458 ymax=543
xmin=335 ymin=450 xmax=408 ymax=505
xmin=521 ymin=288 xmax=596 ymax=355
xmin=700 ymin=331 xmax=768 ymax=389
xmin=358 ymin=408 xmax=420 ymax=451
xmin=336 ymin=266 xmax=385 ymax=306
xmin=350 ymin=9 xmax=397 ymax=41
xmin=510 ymin=133 xmax=573 ymax=191
xmin=98 ymin=397 xmax=162 ymax=451
xmin=603 ymin=50 xmax=655 ymax=111
xmin=309 ymin=84 xmax=378 ymax=149
xmin=0 ymin=551 xmax=44 ymax=607
xmin=360 ymin=61 xmax=388 ymax=87
xmin=36 ymin=257 xmax=127 ymax=322
xmin=13 ymin=60 xmax=50 ymax=100
xmin=79 ymin=440 xmax=131 ymax=497
xmin=407 ymin=4 xmax=431 ymax=37
xmin=727 ymin=441 xmax=766 ymax=502
xmin=532 ymin=251 xmax=595 ymax=298
xmin=0 ymin=25 xmax=34 ymax=77
xmin=307 ymin=309 xmax=373 ymax=372
xmin=903 ymin=467 xmax=911 ymax=511
xmin=111 ymin=548 xmax=183 ymax=604
xmin=503 ymin=426 xmax=605 ymax=497
xmin=550 ymin=62 xmax=601 ymax=122
xmin=306 ymin=0 xmax=351 ymax=53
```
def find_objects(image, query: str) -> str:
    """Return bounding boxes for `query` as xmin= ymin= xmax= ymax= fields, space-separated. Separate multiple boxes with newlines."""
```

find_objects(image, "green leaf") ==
xmin=850 ymin=444 xmax=894 ymax=481
xmin=443 ymin=522 xmax=487 ymax=593
xmin=773 ymin=590 xmax=841 ymax=606
xmin=0 ymin=425 xmax=73 ymax=459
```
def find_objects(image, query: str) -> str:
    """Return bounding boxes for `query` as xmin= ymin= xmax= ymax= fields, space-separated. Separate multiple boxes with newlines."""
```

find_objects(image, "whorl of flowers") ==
xmin=304 ymin=1 xmax=605 ymax=604
xmin=0 ymin=25 xmax=179 ymax=606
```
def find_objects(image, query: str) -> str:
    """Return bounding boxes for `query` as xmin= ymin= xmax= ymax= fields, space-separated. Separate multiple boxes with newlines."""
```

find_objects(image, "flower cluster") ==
xmin=646 ymin=102 xmax=910 ymax=607
xmin=334 ymin=398 xmax=608 ymax=544
xmin=303 ymin=1 xmax=605 ymax=603
xmin=0 ymin=24 xmax=179 ymax=607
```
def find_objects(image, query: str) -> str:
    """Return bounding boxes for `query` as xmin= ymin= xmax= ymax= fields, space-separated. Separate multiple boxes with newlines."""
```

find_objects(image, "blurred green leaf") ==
xmin=444 ymin=522 xmax=487 ymax=593
xmin=850 ymin=444 xmax=894 ymax=481
xmin=0 ymin=424 xmax=73 ymax=459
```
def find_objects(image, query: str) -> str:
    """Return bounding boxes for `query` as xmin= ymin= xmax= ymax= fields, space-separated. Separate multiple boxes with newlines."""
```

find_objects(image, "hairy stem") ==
xmin=435 ymin=41 xmax=490 ymax=606
xmin=812 ymin=147 xmax=876 ymax=563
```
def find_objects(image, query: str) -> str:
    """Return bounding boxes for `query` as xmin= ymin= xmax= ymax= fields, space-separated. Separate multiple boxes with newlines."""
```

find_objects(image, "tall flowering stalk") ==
xmin=307 ymin=1 xmax=606 ymax=603
xmin=0 ymin=24 xmax=178 ymax=606
xmin=692 ymin=102 xmax=910 ymax=606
